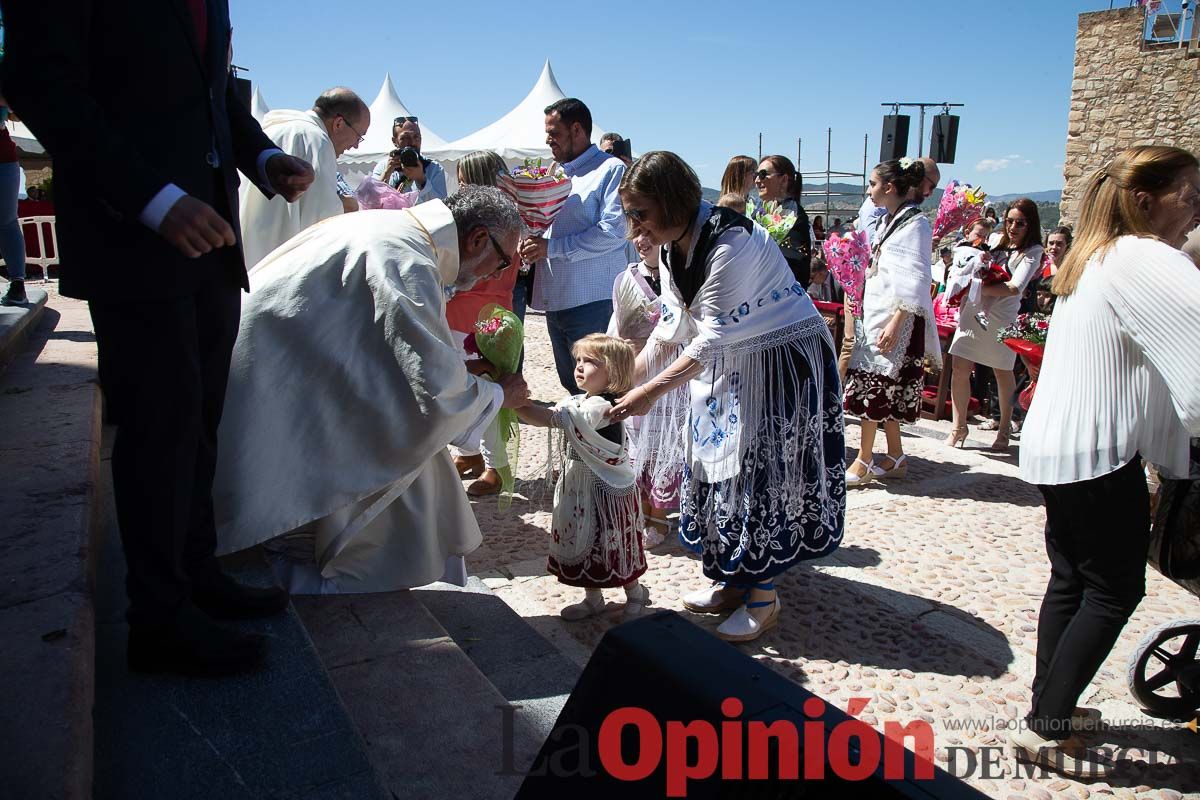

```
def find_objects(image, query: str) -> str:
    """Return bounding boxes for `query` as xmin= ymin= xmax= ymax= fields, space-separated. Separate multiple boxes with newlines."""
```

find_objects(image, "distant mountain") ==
xmin=988 ymin=190 xmax=1062 ymax=204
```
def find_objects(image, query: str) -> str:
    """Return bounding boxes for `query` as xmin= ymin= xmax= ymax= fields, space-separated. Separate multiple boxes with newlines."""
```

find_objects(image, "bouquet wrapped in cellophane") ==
xmin=499 ymin=159 xmax=572 ymax=273
xmin=997 ymin=312 xmax=1050 ymax=410
xmin=750 ymin=200 xmax=798 ymax=247
xmin=932 ymin=180 xmax=987 ymax=242
xmin=467 ymin=304 xmax=525 ymax=508
xmin=821 ymin=228 xmax=870 ymax=316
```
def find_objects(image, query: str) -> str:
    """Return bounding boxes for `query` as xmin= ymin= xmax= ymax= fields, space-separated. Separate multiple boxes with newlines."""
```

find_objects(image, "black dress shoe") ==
xmin=128 ymin=604 xmax=266 ymax=677
xmin=192 ymin=570 xmax=289 ymax=620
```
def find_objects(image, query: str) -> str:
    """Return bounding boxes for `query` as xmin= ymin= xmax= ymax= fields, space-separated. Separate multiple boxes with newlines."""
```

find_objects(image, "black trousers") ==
xmin=90 ymin=271 xmax=242 ymax=628
xmin=1027 ymin=457 xmax=1149 ymax=737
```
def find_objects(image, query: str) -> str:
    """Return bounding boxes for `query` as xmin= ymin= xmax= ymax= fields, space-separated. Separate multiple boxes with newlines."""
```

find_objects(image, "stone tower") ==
xmin=1062 ymin=6 xmax=1199 ymax=221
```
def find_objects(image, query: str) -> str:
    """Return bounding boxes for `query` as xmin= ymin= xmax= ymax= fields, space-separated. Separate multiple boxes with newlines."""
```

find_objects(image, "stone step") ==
xmin=293 ymin=586 xmax=550 ymax=799
xmin=0 ymin=284 xmax=48 ymax=371
xmin=413 ymin=577 xmax=581 ymax=742
xmin=0 ymin=291 xmax=100 ymax=800
xmin=92 ymin=441 xmax=389 ymax=800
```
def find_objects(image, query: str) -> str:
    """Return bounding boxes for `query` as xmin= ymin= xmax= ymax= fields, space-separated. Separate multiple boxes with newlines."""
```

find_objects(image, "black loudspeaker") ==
xmin=233 ymin=76 xmax=252 ymax=109
xmin=929 ymin=115 xmax=960 ymax=164
xmin=516 ymin=613 xmax=988 ymax=799
xmin=880 ymin=115 xmax=910 ymax=162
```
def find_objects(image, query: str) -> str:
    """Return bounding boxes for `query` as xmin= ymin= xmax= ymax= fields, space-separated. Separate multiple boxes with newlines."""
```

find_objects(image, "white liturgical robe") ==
xmin=213 ymin=201 xmax=503 ymax=593
xmin=239 ymin=109 xmax=345 ymax=269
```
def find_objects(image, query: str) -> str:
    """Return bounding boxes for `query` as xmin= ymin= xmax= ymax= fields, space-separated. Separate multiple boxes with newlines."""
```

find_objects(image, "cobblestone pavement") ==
xmin=466 ymin=315 xmax=1199 ymax=800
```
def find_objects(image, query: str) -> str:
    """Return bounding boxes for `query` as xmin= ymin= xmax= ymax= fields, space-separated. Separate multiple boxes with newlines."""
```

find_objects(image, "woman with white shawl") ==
xmin=843 ymin=159 xmax=940 ymax=487
xmin=608 ymin=152 xmax=845 ymax=643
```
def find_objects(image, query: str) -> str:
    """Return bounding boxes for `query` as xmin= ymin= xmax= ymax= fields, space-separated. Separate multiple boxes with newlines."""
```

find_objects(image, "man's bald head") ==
xmin=313 ymin=87 xmax=368 ymax=125
xmin=917 ymin=157 xmax=941 ymax=202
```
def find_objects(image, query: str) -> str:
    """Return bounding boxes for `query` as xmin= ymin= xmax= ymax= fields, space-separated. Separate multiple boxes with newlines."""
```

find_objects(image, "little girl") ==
xmin=516 ymin=334 xmax=649 ymax=620
xmin=606 ymin=236 xmax=679 ymax=549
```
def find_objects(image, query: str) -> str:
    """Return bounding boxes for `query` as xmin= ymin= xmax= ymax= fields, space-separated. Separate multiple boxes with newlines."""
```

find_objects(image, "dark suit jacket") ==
xmin=0 ymin=0 xmax=278 ymax=302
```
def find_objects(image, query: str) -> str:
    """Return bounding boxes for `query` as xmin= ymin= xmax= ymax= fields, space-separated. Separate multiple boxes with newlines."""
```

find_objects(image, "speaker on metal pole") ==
xmin=880 ymin=115 xmax=910 ymax=162
xmin=516 ymin=612 xmax=988 ymax=799
xmin=929 ymin=115 xmax=960 ymax=164
xmin=233 ymin=76 xmax=252 ymax=109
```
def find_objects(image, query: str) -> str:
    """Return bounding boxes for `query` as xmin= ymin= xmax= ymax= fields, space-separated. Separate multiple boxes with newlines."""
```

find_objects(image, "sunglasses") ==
xmin=487 ymin=231 xmax=512 ymax=271
xmin=623 ymin=207 xmax=648 ymax=224
xmin=755 ymin=170 xmax=780 ymax=180
xmin=393 ymin=115 xmax=418 ymax=124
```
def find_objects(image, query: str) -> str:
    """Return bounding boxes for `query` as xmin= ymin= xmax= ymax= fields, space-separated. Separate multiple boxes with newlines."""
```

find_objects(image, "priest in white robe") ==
xmin=213 ymin=185 xmax=528 ymax=593
xmin=239 ymin=88 xmax=369 ymax=269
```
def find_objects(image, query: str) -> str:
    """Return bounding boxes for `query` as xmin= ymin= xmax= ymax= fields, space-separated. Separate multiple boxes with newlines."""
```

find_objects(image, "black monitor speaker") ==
xmin=233 ymin=76 xmax=252 ymax=109
xmin=516 ymin=612 xmax=988 ymax=799
xmin=929 ymin=115 xmax=960 ymax=164
xmin=880 ymin=115 xmax=910 ymax=162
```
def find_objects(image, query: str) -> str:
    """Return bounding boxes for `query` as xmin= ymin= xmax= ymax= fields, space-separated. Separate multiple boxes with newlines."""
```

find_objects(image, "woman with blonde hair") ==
xmin=446 ymin=150 xmax=521 ymax=496
xmin=1013 ymin=146 xmax=1200 ymax=776
xmin=719 ymin=155 xmax=758 ymax=208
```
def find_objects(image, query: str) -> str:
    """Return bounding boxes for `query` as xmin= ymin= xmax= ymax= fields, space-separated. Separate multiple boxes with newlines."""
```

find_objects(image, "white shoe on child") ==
xmin=622 ymin=584 xmax=651 ymax=620
xmin=560 ymin=592 xmax=605 ymax=621
xmin=642 ymin=525 xmax=667 ymax=549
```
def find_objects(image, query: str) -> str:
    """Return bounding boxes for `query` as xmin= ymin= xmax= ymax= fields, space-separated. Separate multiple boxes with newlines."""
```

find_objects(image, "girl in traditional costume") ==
xmin=606 ymin=236 xmax=680 ymax=549
xmin=516 ymin=334 xmax=650 ymax=620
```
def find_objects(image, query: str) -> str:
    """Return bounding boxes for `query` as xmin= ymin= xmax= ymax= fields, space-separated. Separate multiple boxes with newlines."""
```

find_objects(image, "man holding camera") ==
xmin=240 ymin=87 xmax=370 ymax=269
xmin=372 ymin=117 xmax=447 ymax=204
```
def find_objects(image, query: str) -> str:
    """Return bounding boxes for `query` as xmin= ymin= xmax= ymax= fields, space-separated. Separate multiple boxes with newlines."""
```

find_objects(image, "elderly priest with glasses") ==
xmin=213 ymin=185 xmax=530 ymax=594
xmin=240 ymin=87 xmax=371 ymax=268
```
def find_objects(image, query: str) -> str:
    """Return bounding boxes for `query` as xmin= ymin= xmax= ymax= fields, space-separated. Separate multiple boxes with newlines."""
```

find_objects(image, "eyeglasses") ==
xmin=755 ymin=170 xmax=780 ymax=180
xmin=1005 ymin=218 xmax=1028 ymax=228
xmin=338 ymin=115 xmax=365 ymax=146
xmin=623 ymin=207 xmax=648 ymax=224
xmin=487 ymin=231 xmax=512 ymax=272
xmin=393 ymin=115 xmax=418 ymax=125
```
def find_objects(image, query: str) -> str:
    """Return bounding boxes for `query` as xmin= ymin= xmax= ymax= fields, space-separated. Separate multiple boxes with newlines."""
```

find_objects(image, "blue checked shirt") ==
xmin=531 ymin=145 xmax=628 ymax=312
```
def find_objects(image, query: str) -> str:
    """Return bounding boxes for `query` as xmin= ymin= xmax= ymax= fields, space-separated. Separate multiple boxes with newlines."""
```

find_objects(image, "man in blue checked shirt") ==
xmin=519 ymin=98 xmax=628 ymax=392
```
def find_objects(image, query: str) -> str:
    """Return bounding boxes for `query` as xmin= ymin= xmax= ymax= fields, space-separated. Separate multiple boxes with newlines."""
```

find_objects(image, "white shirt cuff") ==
xmin=257 ymin=148 xmax=285 ymax=190
xmin=139 ymin=184 xmax=187 ymax=232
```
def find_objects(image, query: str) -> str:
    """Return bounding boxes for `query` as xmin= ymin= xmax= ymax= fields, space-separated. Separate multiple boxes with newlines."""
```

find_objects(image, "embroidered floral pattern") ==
xmin=844 ymin=317 xmax=926 ymax=423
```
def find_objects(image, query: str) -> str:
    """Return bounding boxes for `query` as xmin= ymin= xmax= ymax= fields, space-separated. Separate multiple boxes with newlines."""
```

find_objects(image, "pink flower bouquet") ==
xmin=932 ymin=180 xmax=987 ymax=242
xmin=354 ymin=175 xmax=419 ymax=210
xmin=821 ymin=229 xmax=870 ymax=316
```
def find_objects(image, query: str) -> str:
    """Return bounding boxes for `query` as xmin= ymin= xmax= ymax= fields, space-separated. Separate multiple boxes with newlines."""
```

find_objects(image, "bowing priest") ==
xmin=213 ymin=186 xmax=529 ymax=593
xmin=239 ymin=87 xmax=370 ymax=268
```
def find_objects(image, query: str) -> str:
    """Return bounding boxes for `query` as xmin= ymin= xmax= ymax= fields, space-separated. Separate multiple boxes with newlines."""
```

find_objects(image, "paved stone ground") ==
xmin=467 ymin=314 xmax=1200 ymax=800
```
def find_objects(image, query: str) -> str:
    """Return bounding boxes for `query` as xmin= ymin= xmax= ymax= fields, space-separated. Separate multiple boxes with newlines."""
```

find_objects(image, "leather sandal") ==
xmin=870 ymin=454 xmax=908 ymax=480
xmin=454 ymin=453 xmax=484 ymax=479
xmin=845 ymin=458 xmax=876 ymax=488
xmin=945 ymin=426 xmax=968 ymax=448
xmin=467 ymin=468 xmax=503 ymax=496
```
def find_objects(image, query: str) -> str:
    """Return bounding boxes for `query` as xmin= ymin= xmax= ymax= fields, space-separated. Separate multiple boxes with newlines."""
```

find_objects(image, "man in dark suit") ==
xmin=0 ymin=0 xmax=316 ymax=675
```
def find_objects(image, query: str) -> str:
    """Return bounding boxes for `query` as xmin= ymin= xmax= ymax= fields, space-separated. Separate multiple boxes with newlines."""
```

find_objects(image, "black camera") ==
xmin=608 ymin=138 xmax=632 ymax=161
xmin=391 ymin=146 xmax=421 ymax=168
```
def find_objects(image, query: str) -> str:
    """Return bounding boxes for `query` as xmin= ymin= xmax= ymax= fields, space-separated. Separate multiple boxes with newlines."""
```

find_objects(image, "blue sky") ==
xmin=231 ymin=0 xmax=1113 ymax=196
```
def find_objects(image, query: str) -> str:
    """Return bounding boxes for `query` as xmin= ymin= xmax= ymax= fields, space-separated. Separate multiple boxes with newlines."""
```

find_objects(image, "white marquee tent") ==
xmin=425 ymin=60 xmax=606 ymax=164
xmin=338 ymin=73 xmax=448 ymax=183
xmin=250 ymin=86 xmax=271 ymax=123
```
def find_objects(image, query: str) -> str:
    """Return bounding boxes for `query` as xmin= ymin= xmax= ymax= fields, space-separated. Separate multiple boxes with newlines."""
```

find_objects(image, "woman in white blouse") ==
xmin=1013 ymin=146 xmax=1200 ymax=776
xmin=945 ymin=198 xmax=1044 ymax=450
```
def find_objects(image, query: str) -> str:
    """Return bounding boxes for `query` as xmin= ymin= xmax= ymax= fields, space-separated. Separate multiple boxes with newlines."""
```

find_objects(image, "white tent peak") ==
xmin=250 ymin=87 xmax=271 ymax=123
xmin=341 ymin=73 xmax=448 ymax=165
xmin=425 ymin=59 xmax=607 ymax=163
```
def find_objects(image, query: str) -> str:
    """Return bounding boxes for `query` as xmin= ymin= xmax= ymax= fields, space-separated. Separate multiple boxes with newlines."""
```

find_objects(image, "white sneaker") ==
xmin=642 ymin=525 xmax=667 ymax=549
xmin=681 ymin=582 xmax=743 ymax=614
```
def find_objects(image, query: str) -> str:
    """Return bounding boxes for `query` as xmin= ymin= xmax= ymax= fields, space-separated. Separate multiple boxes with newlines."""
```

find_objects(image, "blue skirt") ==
xmin=678 ymin=335 xmax=846 ymax=583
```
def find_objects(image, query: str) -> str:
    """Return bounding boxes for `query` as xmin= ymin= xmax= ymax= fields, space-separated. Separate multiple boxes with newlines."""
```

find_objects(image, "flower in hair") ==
xmin=898 ymin=157 xmax=915 ymax=170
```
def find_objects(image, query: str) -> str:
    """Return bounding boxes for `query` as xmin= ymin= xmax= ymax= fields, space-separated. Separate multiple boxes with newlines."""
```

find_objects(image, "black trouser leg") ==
xmin=90 ymin=276 xmax=241 ymax=627
xmin=1027 ymin=458 xmax=1149 ymax=737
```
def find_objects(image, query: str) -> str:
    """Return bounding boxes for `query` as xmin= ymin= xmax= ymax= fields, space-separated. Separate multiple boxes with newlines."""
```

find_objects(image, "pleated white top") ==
xmin=1020 ymin=236 xmax=1200 ymax=485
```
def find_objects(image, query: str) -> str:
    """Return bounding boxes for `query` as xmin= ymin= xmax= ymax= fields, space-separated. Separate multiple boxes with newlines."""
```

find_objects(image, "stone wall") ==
xmin=1062 ymin=7 xmax=1200 ymax=221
